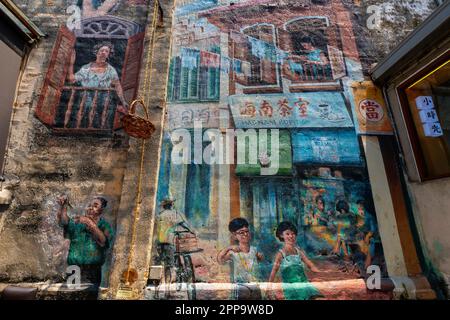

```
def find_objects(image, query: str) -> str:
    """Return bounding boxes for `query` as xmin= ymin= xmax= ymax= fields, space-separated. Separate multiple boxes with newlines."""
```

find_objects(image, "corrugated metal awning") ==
xmin=0 ymin=0 xmax=45 ymax=55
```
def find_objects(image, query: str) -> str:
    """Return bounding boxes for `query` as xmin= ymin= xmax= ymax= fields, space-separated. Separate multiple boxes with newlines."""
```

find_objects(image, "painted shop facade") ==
xmin=0 ymin=0 xmax=448 ymax=300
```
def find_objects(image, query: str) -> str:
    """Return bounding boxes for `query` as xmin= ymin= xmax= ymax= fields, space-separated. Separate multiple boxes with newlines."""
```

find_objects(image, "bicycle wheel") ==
xmin=183 ymin=254 xmax=196 ymax=300
xmin=175 ymin=254 xmax=183 ymax=292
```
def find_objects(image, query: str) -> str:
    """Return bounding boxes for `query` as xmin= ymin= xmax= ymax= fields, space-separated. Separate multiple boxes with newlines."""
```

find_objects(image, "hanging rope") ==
xmin=123 ymin=138 xmax=146 ymax=286
xmin=141 ymin=0 xmax=161 ymax=109
xmin=142 ymin=0 xmax=177 ymax=278
xmin=121 ymin=0 xmax=160 ymax=288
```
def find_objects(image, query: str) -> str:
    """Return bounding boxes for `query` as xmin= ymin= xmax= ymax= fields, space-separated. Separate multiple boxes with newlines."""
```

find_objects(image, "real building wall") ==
xmin=0 ymin=0 xmax=441 ymax=299
xmin=0 ymin=0 xmax=154 ymax=286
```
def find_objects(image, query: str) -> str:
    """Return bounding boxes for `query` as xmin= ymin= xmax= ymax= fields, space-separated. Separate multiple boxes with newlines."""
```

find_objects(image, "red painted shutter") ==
xmin=259 ymin=30 xmax=277 ymax=85
xmin=277 ymin=28 xmax=295 ymax=81
xmin=230 ymin=31 xmax=249 ymax=86
xmin=120 ymin=32 xmax=145 ymax=103
xmin=35 ymin=26 xmax=75 ymax=126
xmin=277 ymin=28 xmax=292 ymax=53
xmin=114 ymin=31 xmax=145 ymax=130
xmin=328 ymin=45 xmax=346 ymax=79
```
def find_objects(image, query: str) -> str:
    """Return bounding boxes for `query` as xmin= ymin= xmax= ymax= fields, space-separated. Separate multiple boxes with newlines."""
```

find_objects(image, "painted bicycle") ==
xmin=173 ymin=229 xmax=203 ymax=300
xmin=155 ymin=224 xmax=203 ymax=300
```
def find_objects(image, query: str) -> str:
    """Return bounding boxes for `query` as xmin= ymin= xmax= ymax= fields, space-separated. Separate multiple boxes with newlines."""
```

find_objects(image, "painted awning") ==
xmin=229 ymin=92 xmax=354 ymax=129
xmin=291 ymin=129 xmax=363 ymax=166
xmin=235 ymin=129 xmax=292 ymax=176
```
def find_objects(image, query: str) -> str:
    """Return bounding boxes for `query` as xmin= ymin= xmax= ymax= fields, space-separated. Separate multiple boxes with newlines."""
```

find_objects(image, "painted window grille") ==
xmin=167 ymin=49 xmax=220 ymax=102
xmin=229 ymin=24 xmax=281 ymax=93
xmin=241 ymin=24 xmax=279 ymax=87
xmin=35 ymin=17 xmax=144 ymax=135
xmin=280 ymin=17 xmax=346 ymax=87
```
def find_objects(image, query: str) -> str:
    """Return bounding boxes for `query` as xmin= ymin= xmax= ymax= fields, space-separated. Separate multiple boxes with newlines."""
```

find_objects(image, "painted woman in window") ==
xmin=287 ymin=36 xmax=330 ymax=80
xmin=66 ymin=42 xmax=128 ymax=128
xmin=300 ymin=36 xmax=328 ymax=65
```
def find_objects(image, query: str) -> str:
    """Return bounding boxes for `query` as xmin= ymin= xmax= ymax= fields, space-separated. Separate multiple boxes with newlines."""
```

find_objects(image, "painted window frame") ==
xmin=180 ymin=55 xmax=200 ymax=100
xmin=167 ymin=50 xmax=220 ymax=103
xmin=281 ymin=16 xmax=345 ymax=92
xmin=238 ymin=23 xmax=282 ymax=93
xmin=34 ymin=17 xmax=144 ymax=135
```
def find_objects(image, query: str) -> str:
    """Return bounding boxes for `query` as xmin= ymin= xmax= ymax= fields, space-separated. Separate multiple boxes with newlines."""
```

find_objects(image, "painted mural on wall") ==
xmin=56 ymin=194 xmax=114 ymax=284
xmin=33 ymin=1 xmax=148 ymax=288
xmin=35 ymin=5 xmax=145 ymax=135
xmin=152 ymin=0 xmax=392 ymax=300
xmin=76 ymin=0 xmax=122 ymax=18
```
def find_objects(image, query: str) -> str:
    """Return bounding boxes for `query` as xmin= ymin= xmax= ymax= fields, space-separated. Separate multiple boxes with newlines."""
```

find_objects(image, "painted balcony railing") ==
xmin=284 ymin=61 xmax=333 ymax=83
xmin=54 ymin=86 xmax=119 ymax=134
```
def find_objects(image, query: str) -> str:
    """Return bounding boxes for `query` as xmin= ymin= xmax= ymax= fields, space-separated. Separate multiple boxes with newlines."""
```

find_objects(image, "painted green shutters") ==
xmin=169 ymin=50 xmax=220 ymax=102
xmin=167 ymin=58 xmax=175 ymax=101
xmin=207 ymin=66 xmax=220 ymax=99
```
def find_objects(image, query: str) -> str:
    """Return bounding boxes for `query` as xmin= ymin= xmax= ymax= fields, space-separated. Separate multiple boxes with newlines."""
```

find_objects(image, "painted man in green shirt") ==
xmin=57 ymin=195 xmax=114 ymax=285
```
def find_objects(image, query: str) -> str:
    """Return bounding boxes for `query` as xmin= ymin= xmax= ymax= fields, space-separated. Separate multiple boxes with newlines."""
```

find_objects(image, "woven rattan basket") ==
xmin=121 ymin=99 xmax=155 ymax=139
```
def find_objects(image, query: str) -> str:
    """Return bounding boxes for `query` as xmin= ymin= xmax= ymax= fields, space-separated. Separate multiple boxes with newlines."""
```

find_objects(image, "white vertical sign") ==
xmin=415 ymin=96 xmax=443 ymax=137
xmin=415 ymin=96 xmax=435 ymax=110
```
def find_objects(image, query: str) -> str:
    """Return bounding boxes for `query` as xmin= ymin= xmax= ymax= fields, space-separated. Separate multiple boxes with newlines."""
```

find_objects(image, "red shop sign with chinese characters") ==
xmin=351 ymin=81 xmax=393 ymax=135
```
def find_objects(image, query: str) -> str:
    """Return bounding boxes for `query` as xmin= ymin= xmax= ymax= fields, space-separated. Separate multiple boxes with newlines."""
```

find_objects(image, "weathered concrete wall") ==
xmin=143 ymin=0 xmax=439 ymax=300
xmin=407 ymin=178 xmax=450 ymax=293
xmin=342 ymin=0 xmax=438 ymax=73
xmin=106 ymin=0 xmax=175 ymax=299
xmin=0 ymin=0 xmax=152 ymax=286
xmin=0 ymin=0 xmax=442 ymax=300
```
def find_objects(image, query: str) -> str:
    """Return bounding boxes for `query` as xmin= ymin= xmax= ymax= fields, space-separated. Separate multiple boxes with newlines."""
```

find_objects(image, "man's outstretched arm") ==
xmin=57 ymin=196 xmax=69 ymax=226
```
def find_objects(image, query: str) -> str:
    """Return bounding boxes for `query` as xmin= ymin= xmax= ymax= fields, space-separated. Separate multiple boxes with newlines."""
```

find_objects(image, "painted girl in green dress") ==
xmin=268 ymin=221 xmax=322 ymax=300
